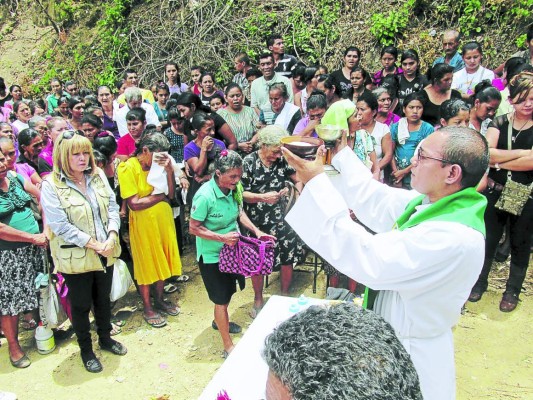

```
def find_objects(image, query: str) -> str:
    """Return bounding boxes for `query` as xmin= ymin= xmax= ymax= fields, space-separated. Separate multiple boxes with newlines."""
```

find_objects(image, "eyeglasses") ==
xmin=60 ymin=130 xmax=84 ymax=141
xmin=417 ymin=147 xmax=465 ymax=171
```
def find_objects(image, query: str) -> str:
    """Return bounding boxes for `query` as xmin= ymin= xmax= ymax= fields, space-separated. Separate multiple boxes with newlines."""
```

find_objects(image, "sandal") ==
xmin=21 ymin=318 xmax=37 ymax=331
xmin=110 ymin=323 xmax=122 ymax=336
xmin=163 ymin=283 xmax=178 ymax=294
xmin=10 ymin=353 xmax=31 ymax=369
xmin=155 ymin=301 xmax=181 ymax=316
xmin=143 ymin=313 xmax=167 ymax=328
xmin=212 ymin=320 xmax=242 ymax=334
xmin=175 ymin=275 xmax=190 ymax=283
xmin=249 ymin=305 xmax=263 ymax=319
xmin=111 ymin=318 xmax=126 ymax=327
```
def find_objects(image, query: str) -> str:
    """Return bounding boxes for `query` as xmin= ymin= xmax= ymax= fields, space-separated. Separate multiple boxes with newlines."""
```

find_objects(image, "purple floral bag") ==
xmin=219 ymin=234 xmax=275 ymax=277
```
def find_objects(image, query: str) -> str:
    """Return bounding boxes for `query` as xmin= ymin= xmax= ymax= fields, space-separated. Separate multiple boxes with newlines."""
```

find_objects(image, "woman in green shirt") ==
xmin=189 ymin=150 xmax=273 ymax=357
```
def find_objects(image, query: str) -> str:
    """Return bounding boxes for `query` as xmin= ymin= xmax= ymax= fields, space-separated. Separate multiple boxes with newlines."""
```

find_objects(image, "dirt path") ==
xmin=0 ymin=249 xmax=531 ymax=400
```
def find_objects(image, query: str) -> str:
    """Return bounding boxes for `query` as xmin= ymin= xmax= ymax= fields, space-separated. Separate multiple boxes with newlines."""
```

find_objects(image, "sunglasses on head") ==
xmin=61 ymin=130 xmax=84 ymax=140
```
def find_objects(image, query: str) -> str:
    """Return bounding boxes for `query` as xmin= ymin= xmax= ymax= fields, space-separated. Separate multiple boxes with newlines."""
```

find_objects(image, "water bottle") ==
xmin=35 ymin=322 xmax=56 ymax=354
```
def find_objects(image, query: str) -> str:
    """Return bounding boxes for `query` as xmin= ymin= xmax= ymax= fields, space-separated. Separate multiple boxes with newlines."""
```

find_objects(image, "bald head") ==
xmin=442 ymin=30 xmax=461 ymax=56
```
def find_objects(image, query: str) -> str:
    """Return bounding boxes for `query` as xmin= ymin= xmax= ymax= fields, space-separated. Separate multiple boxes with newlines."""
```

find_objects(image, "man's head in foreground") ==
xmin=263 ymin=303 xmax=423 ymax=400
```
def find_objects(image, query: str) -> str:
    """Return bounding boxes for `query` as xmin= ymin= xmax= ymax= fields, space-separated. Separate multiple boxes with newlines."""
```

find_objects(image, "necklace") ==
xmin=512 ymin=118 xmax=531 ymax=143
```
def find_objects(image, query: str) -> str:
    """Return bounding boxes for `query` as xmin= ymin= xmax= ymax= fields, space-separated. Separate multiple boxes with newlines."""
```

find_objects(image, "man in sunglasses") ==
xmin=282 ymin=126 xmax=489 ymax=400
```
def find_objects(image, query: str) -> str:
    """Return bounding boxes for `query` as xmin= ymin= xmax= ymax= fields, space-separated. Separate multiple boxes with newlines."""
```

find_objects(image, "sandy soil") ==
xmin=0 ymin=247 xmax=531 ymax=400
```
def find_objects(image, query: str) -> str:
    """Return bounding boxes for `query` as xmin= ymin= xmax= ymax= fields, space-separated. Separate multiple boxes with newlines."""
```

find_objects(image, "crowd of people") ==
xmin=0 ymin=27 xmax=532 ymax=399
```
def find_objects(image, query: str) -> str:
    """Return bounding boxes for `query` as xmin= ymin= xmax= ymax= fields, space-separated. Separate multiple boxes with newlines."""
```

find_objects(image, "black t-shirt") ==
xmin=488 ymin=115 xmax=533 ymax=185
xmin=330 ymin=70 xmax=352 ymax=98
xmin=274 ymin=54 xmax=299 ymax=79
xmin=344 ymin=88 xmax=373 ymax=103
xmin=0 ymin=94 xmax=12 ymax=108
xmin=395 ymin=74 xmax=429 ymax=115
xmin=184 ymin=112 xmax=229 ymax=144
xmin=421 ymin=89 xmax=462 ymax=126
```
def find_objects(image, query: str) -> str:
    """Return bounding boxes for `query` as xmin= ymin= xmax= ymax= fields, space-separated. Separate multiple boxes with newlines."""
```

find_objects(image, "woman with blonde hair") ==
xmin=41 ymin=131 xmax=125 ymax=373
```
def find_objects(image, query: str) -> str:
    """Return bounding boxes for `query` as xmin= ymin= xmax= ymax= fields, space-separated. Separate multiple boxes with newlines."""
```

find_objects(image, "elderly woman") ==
xmin=0 ymin=150 xmax=47 ymax=369
xmin=469 ymin=72 xmax=533 ymax=312
xmin=373 ymin=87 xmax=400 ymax=127
xmin=259 ymin=83 xmax=301 ymax=133
xmin=0 ymin=137 xmax=41 ymax=197
xmin=0 ymin=122 xmax=15 ymax=140
xmin=41 ymin=132 xmax=125 ymax=373
xmin=242 ymin=126 xmax=304 ymax=308
xmin=217 ymin=83 xmax=259 ymax=156
xmin=190 ymin=150 xmax=273 ymax=357
xmin=118 ymin=132 xmax=182 ymax=328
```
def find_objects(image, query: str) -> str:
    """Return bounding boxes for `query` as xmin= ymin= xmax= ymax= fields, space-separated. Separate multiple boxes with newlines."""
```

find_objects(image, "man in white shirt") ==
xmin=283 ymin=127 xmax=489 ymax=400
xmin=116 ymin=87 xmax=161 ymax=137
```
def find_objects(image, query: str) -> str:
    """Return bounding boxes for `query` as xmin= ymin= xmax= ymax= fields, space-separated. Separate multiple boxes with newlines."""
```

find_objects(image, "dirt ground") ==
xmin=0 ymin=246 xmax=531 ymax=400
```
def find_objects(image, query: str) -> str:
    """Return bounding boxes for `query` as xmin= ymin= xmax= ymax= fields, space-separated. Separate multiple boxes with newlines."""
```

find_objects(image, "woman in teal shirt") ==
xmin=189 ymin=150 xmax=273 ymax=358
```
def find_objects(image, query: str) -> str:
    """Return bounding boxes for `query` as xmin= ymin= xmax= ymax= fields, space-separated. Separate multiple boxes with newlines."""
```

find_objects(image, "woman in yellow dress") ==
xmin=118 ymin=132 xmax=182 ymax=328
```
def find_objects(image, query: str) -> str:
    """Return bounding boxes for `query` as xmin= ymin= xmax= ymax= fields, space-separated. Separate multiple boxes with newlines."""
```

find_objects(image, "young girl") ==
xmin=152 ymin=83 xmax=170 ymax=129
xmin=469 ymin=81 xmax=501 ymax=136
xmin=346 ymin=67 xmax=372 ymax=104
xmin=209 ymin=93 xmax=226 ymax=113
xmin=390 ymin=92 xmax=434 ymax=189
xmin=190 ymin=66 xmax=204 ymax=96
xmin=373 ymin=46 xmax=403 ymax=87
xmin=396 ymin=49 xmax=429 ymax=115
xmin=452 ymin=42 xmax=495 ymax=99
xmin=165 ymin=62 xmax=188 ymax=95
xmin=199 ymin=73 xmax=224 ymax=107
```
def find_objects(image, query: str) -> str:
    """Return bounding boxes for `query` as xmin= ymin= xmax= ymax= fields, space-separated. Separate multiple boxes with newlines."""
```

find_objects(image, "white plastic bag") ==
xmin=39 ymin=282 xmax=67 ymax=329
xmin=110 ymin=259 xmax=134 ymax=302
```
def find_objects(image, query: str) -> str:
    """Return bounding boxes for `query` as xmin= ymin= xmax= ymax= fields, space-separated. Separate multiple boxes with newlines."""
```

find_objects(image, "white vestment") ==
xmin=286 ymin=148 xmax=485 ymax=400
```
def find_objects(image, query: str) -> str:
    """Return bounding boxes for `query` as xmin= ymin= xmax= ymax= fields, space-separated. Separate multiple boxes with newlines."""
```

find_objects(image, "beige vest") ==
xmin=47 ymin=169 xmax=121 ymax=274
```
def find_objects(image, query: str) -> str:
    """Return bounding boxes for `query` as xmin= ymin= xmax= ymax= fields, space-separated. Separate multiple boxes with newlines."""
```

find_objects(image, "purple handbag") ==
xmin=219 ymin=234 xmax=275 ymax=277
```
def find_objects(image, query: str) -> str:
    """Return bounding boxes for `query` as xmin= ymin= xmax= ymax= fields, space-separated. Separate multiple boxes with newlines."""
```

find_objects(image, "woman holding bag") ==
xmin=41 ymin=131 xmax=125 ymax=373
xmin=468 ymin=72 xmax=533 ymax=312
xmin=189 ymin=149 xmax=274 ymax=358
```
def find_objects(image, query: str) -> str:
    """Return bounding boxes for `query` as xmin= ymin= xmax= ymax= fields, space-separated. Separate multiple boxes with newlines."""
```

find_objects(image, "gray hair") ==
xmin=439 ymin=126 xmax=489 ymax=188
xmin=440 ymin=99 xmax=470 ymax=121
xmin=214 ymin=149 xmax=242 ymax=174
xmin=263 ymin=303 xmax=422 ymax=400
xmin=0 ymin=136 xmax=14 ymax=147
xmin=28 ymin=115 xmax=46 ymax=128
xmin=443 ymin=29 xmax=461 ymax=42
xmin=258 ymin=125 xmax=287 ymax=147
xmin=124 ymin=86 xmax=142 ymax=102
xmin=372 ymin=86 xmax=389 ymax=99
xmin=134 ymin=132 xmax=170 ymax=155
xmin=269 ymin=82 xmax=289 ymax=99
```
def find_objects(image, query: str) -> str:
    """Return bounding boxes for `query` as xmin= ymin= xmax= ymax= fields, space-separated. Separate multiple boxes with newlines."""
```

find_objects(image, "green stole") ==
xmin=362 ymin=187 xmax=487 ymax=309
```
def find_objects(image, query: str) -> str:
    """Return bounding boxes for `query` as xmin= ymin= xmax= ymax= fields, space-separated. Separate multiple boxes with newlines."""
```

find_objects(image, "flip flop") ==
xmin=10 ymin=353 xmax=31 ymax=369
xmin=111 ymin=318 xmax=126 ymax=327
xmin=143 ymin=313 xmax=167 ymax=328
xmin=155 ymin=301 xmax=181 ymax=316
xmin=110 ymin=323 xmax=122 ymax=336
xmin=163 ymin=283 xmax=178 ymax=294
xmin=175 ymin=275 xmax=190 ymax=283
xmin=21 ymin=318 xmax=37 ymax=331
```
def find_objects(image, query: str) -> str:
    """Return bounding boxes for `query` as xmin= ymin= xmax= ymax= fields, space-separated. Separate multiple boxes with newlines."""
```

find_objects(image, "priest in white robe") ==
xmin=283 ymin=127 xmax=489 ymax=400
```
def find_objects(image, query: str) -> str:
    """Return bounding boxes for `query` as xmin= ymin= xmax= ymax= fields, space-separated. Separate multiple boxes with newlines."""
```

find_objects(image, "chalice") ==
xmin=315 ymin=124 xmax=343 ymax=175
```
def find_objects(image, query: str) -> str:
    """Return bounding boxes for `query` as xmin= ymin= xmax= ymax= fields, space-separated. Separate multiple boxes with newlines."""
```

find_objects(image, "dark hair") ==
xmin=224 ymin=83 xmax=243 ymax=96
xmin=473 ymin=81 xmax=501 ymax=103
xmin=126 ymin=107 xmax=146 ymax=123
xmin=68 ymin=96 xmax=84 ymax=110
xmin=115 ymin=79 xmax=125 ymax=91
xmin=200 ymin=72 xmax=216 ymax=85
xmin=527 ymin=26 xmax=533 ymax=43
xmin=302 ymin=67 xmax=318 ymax=85
xmin=258 ymin=52 xmax=274 ymax=64
xmin=164 ymin=62 xmax=182 ymax=86
xmin=505 ymin=57 xmax=531 ymax=83
xmin=357 ymin=91 xmax=379 ymax=111
xmin=343 ymin=46 xmax=361 ymax=58
xmin=246 ymin=68 xmax=262 ymax=79
xmin=58 ymin=96 xmax=69 ymax=107
xmin=134 ymin=131 xmax=170 ymax=155
xmin=13 ymin=100 xmax=29 ymax=114
xmin=403 ymin=91 xmax=426 ymax=108
xmin=79 ymin=88 xmax=93 ymax=98
xmin=0 ymin=77 xmax=5 ymax=92
xmin=190 ymin=65 xmax=204 ymax=73
xmin=266 ymin=33 xmax=282 ymax=48
xmin=167 ymin=107 xmax=181 ymax=121
xmin=29 ymin=100 xmax=45 ymax=115
xmin=17 ymin=128 xmax=41 ymax=153
xmin=234 ymin=52 xmax=250 ymax=65
xmin=401 ymin=49 xmax=420 ymax=64
xmin=317 ymin=74 xmax=342 ymax=98
xmin=291 ymin=64 xmax=306 ymax=81
xmin=461 ymin=41 xmax=482 ymax=56
xmin=508 ymin=64 xmax=533 ymax=84
xmin=209 ymin=93 xmax=225 ymax=105
xmin=93 ymin=134 xmax=118 ymax=159
xmin=123 ymin=68 xmax=137 ymax=80
xmin=306 ymin=90 xmax=328 ymax=111
xmin=83 ymin=94 xmax=99 ymax=107
xmin=429 ymin=63 xmax=454 ymax=84
xmin=64 ymin=80 xmax=76 ymax=88
xmin=380 ymin=46 xmax=399 ymax=59
xmin=176 ymin=92 xmax=211 ymax=113
xmin=92 ymin=149 xmax=107 ymax=167
xmin=381 ymin=75 xmax=399 ymax=99
xmin=350 ymin=66 xmax=369 ymax=82
xmin=440 ymin=99 xmax=471 ymax=121
xmin=191 ymin=111 xmax=214 ymax=131
xmin=9 ymin=84 xmax=22 ymax=94
xmin=50 ymin=77 xmax=63 ymax=86
xmin=81 ymin=113 xmax=103 ymax=129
